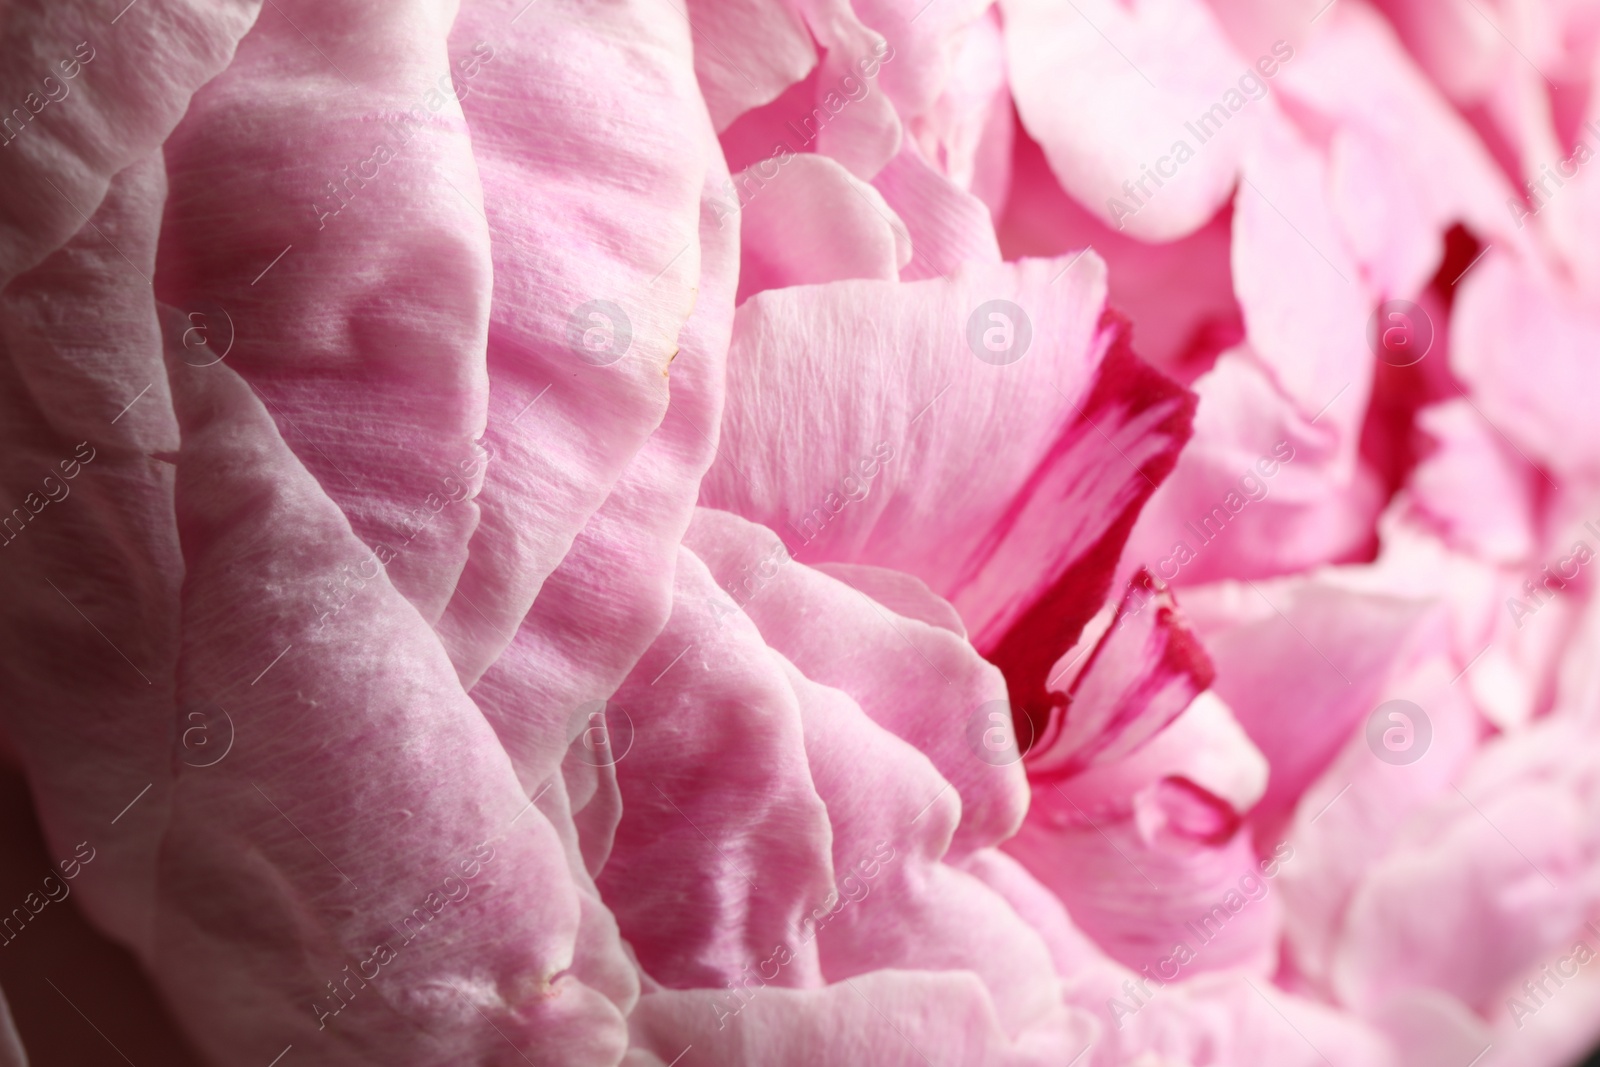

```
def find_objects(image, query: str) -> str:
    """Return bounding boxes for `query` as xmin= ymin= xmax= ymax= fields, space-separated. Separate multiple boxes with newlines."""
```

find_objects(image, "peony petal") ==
xmin=1026 ymin=570 xmax=1215 ymax=779
xmin=998 ymin=130 xmax=1243 ymax=382
xmin=1451 ymin=247 xmax=1600 ymax=482
xmin=733 ymin=152 xmax=909 ymax=303
xmin=151 ymin=319 xmax=622 ymax=1066
xmin=1278 ymin=656 xmax=1483 ymax=993
xmin=158 ymin=0 xmax=495 ymax=626
xmin=686 ymin=507 xmax=1026 ymax=852
xmin=0 ymin=0 xmax=259 ymax=283
xmin=700 ymin=256 xmax=1195 ymax=718
xmin=683 ymin=0 xmax=817 ymax=131
xmin=871 ymin=139 xmax=1002 ymax=281
xmin=1176 ymin=573 xmax=1437 ymax=841
xmin=1329 ymin=716 xmax=1600 ymax=1013
xmin=435 ymin=0 xmax=709 ymax=683
xmin=598 ymin=546 xmax=834 ymax=991
xmin=1119 ymin=347 xmax=1384 ymax=587
xmin=469 ymin=106 xmax=736 ymax=811
xmin=1232 ymin=116 xmax=1373 ymax=432
xmin=906 ymin=7 xmax=1015 ymax=217
xmin=0 ymin=156 xmax=178 ymax=949
xmin=1405 ymin=399 xmax=1539 ymax=564
xmin=1002 ymin=0 xmax=1259 ymax=241
xmin=625 ymin=969 xmax=1040 ymax=1066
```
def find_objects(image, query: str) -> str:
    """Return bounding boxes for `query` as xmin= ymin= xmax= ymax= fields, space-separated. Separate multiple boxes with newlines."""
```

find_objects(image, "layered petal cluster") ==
xmin=3 ymin=0 xmax=1600 ymax=1065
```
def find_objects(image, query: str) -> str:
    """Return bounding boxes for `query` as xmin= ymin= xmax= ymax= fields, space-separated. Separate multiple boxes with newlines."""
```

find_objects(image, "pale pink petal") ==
xmin=598 ymin=547 xmax=834 ymax=991
xmin=685 ymin=507 xmax=1025 ymax=855
xmin=871 ymin=140 xmax=1002 ymax=280
xmin=1406 ymin=399 xmax=1540 ymax=564
xmin=152 ymin=320 xmax=622 ymax=1066
xmin=0 ymin=156 xmax=177 ymax=947
xmin=849 ymin=0 xmax=991 ymax=125
xmin=436 ymin=0 xmax=709 ymax=682
xmin=0 ymin=0 xmax=259 ymax=282
xmin=1010 ymin=679 xmax=1278 ymax=980
xmin=1180 ymin=574 xmax=1434 ymax=832
xmin=1330 ymin=717 xmax=1600 ymax=1013
xmin=813 ymin=561 xmax=968 ymax=636
xmin=700 ymin=256 xmax=1195 ymax=722
xmin=771 ymin=655 xmax=1073 ymax=1046
xmin=1120 ymin=348 xmax=1385 ymax=587
xmin=1233 ymin=116 xmax=1373 ymax=432
xmin=1277 ymin=656 xmax=1484 ymax=990
xmin=158 ymin=0 xmax=495 ymax=625
xmin=906 ymin=7 xmax=1015 ymax=217
xmin=625 ymin=970 xmax=1043 ymax=1066
xmin=998 ymin=132 xmax=1243 ymax=381
xmin=803 ymin=1 xmax=903 ymax=177
xmin=1451 ymin=247 xmax=1600 ymax=482
xmin=469 ymin=111 xmax=736 ymax=810
xmin=1277 ymin=2 xmax=1523 ymax=295
xmin=733 ymin=153 xmax=909 ymax=303
xmin=684 ymin=0 xmax=817 ymax=130
xmin=1002 ymin=0 xmax=1260 ymax=241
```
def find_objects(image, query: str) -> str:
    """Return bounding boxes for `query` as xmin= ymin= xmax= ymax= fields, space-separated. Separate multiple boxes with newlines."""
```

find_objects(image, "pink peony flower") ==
xmin=2 ymin=0 xmax=1600 ymax=1065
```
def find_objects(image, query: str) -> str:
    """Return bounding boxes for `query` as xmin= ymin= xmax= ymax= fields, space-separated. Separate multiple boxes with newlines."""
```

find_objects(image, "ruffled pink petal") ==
xmin=1276 ymin=3 xmax=1522 ymax=295
xmin=1181 ymin=574 xmax=1434 ymax=832
xmin=435 ymin=0 xmax=709 ymax=682
xmin=469 ymin=112 xmax=737 ymax=809
xmin=1027 ymin=571 xmax=1214 ymax=779
xmin=906 ymin=7 xmax=1014 ymax=217
xmin=700 ymin=256 xmax=1195 ymax=720
xmin=158 ymin=0 xmax=496 ymax=626
xmin=771 ymin=653 xmax=1072 ymax=1046
xmin=152 ymin=320 xmax=623 ymax=1065
xmin=0 ymin=0 xmax=259 ymax=282
xmin=1451 ymin=247 xmax=1600 ymax=482
xmin=1002 ymin=0 xmax=1259 ymax=241
xmin=625 ymin=969 xmax=1048 ymax=1066
xmin=999 ymin=131 xmax=1244 ymax=383
xmin=1406 ymin=399 xmax=1540 ymax=564
xmin=1120 ymin=348 xmax=1384 ymax=586
xmin=1277 ymin=656 xmax=1484 ymax=991
xmin=0 ymin=156 xmax=178 ymax=948
xmin=1331 ymin=717 xmax=1600 ymax=1013
xmin=733 ymin=153 xmax=909 ymax=303
xmin=1009 ymin=685 xmax=1277 ymax=977
xmin=598 ymin=546 xmax=834 ymax=991
xmin=1232 ymin=116 xmax=1373 ymax=432
xmin=871 ymin=140 xmax=1002 ymax=280
xmin=684 ymin=0 xmax=817 ymax=131
xmin=686 ymin=507 xmax=1025 ymax=854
